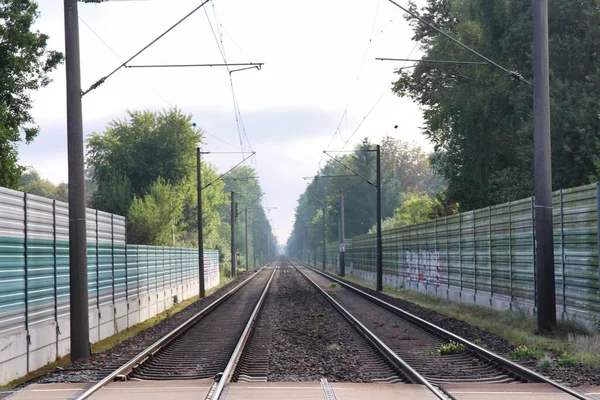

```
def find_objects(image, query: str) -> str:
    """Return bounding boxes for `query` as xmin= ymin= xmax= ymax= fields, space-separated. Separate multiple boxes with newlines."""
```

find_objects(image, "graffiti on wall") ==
xmin=403 ymin=250 xmax=445 ymax=285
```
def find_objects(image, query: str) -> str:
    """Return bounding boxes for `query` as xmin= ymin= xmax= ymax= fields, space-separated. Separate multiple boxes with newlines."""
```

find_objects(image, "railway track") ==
xmin=73 ymin=263 xmax=277 ymax=400
xmin=291 ymin=259 xmax=591 ymax=400
xmin=70 ymin=257 xmax=591 ymax=400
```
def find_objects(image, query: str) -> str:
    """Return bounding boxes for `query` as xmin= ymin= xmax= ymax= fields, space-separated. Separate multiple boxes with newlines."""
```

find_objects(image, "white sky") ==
xmin=22 ymin=0 xmax=429 ymax=244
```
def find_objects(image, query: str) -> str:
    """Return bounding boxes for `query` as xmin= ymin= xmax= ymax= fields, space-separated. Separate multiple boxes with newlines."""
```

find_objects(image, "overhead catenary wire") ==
xmin=82 ymin=0 xmax=212 ymax=96
xmin=386 ymin=0 xmax=531 ymax=86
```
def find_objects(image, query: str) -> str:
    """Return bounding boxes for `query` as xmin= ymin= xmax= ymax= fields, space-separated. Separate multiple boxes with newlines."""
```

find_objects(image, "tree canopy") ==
xmin=287 ymin=137 xmax=446 ymax=254
xmin=87 ymin=108 xmax=277 ymax=273
xmin=393 ymin=0 xmax=600 ymax=210
xmin=0 ymin=1 xmax=63 ymax=188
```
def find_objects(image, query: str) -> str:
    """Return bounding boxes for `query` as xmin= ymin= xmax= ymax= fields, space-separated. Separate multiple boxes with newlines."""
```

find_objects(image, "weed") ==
xmin=427 ymin=347 xmax=435 ymax=356
xmin=312 ymin=322 xmax=324 ymax=338
xmin=473 ymin=338 xmax=488 ymax=349
xmin=329 ymin=282 xmax=341 ymax=288
xmin=327 ymin=343 xmax=341 ymax=351
xmin=315 ymin=312 xmax=324 ymax=318
xmin=537 ymin=354 xmax=553 ymax=369
xmin=513 ymin=345 xmax=543 ymax=359
xmin=471 ymin=358 xmax=480 ymax=366
xmin=558 ymin=357 xmax=578 ymax=367
xmin=568 ymin=332 xmax=600 ymax=369
xmin=173 ymin=295 xmax=179 ymax=305
xmin=438 ymin=341 xmax=466 ymax=355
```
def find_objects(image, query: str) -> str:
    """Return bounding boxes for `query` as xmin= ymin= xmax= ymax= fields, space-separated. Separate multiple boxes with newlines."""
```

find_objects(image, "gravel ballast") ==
xmin=266 ymin=266 xmax=399 ymax=382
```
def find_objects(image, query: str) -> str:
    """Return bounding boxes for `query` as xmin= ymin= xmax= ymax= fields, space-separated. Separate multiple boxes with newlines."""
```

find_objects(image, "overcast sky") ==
xmin=23 ymin=0 xmax=428 ymax=244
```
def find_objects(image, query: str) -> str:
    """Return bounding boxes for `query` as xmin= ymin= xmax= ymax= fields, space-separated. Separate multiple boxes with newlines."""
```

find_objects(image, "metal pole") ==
xmin=231 ymin=192 xmax=236 ymax=277
xmin=533 ymin=0 xmax=556 ymax=332
xmin=322 ymin=206 xmax=326 ymax=270
xmin=245 ymin=208 xmax=249 ymax=272
xmin=253 ymin=218 xmax=257 ymax=270
xmin=64 ymin=0 xmax=89 ymax=361
xmin=197 ymin=148 xmax=205 ymax=297
xmin=376 ymin=144 xmax=383 ymax=291
xmin=339 ymin=190 xmax=346 ymax=277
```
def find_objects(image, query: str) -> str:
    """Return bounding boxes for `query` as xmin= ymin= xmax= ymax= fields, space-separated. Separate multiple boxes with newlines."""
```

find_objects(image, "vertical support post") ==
xmin=253 ymin=218 xmax=257 ymax=270
xmin=64 ymin=0 xmax=89 ymax=361
xmin=533 ymin=0 xmax=556 ymax=333
xmin=24 ymin=193 xmax=30 ymax=365
xmin=111 ymin=215 xmax=115 ymax=307
xmin=560 ymin=189 xmax=566 ymax=316
xmin=459 ymin=214 xmax=463 ymax=296
xmin=489 ymin=206 xmax=493 ymax=301
xmin=53 ymin=200 xmax=58 ymax=352
xmin=508 ymin=201 xmax=513 ymax=308
xmin=376 ymin=144 xmax=383 ymax=291
xmin=322 ymin=206 xmax=327 ymax=271
xmin=245 ymin=208 xmax=249 ymax=272
xmin=339 ymin=190 xmax=346 ymax=277
xmin=197 ymin=147 xmax=205 ymax=298
xmin=231 ymin=192 xmax=236 ymax=277
xmin=95 ymin=210 xmax=99 ymax=317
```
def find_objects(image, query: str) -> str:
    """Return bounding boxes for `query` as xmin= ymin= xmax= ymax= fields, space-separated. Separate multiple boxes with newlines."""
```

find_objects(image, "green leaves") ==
xmin=394 ymin=0 xmax=600 ymax=210
xmin=0 ymin=1 xmax=63 ymax=188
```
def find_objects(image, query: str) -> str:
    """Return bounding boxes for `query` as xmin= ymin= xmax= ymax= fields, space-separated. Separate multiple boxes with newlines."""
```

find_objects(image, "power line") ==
xmin=82 ymin=0 xmax=212 ymax=96
xmin=386 ymin=0 xmax=530 ymax=85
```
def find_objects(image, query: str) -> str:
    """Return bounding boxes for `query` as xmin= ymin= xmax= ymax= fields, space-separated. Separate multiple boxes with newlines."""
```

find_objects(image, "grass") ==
xmin=438 ymin=341 xmax=466 ymax=355
xmin=338 ymin=273 xmax=600 ymax=369
xmin=327 ymin=343 xmax=341 ymax=352
xmin=0 ymin=277 xmax=235 ymax=391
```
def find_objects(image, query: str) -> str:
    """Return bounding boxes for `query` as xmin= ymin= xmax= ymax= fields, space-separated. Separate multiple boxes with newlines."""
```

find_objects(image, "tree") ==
xmin=393 ymin=0 xmax=600 ymax=210
xmin=87 ymin=108 xmax=202 ymax=213
xmin=19 ymin=168 xmax=57 ymax=198
xmin=127 ymin=178 xmax=184 ymax=246
xmin=287 ymin=137 xmax=444 ymax=252
xmin=0 ymin=1 xmax=63 ymax=188
xmin=18 ymin=167 xmax=70 ymax=202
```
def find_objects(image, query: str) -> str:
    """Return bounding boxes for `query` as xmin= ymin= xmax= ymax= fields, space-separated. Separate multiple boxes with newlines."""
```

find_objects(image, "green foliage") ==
xmin=537 ymin=354 xmax=553 ymax=370
xmin=0 ymin=1 xmax=63 ymax=188
xmin=287 ymin=137 xmax=443 ymax=254
xmin=19 ymin=168 xmax=68 ymax=202
xmin=87 ymin=109 xmax=202 ymax=205
xmin=394 ymin=0 xmax=600 ymax=210
xmin=558 ymin=357 xmax=578 ymax=367
xmin=513 ymin=345 xmax=543 ymax=359
xmin=438 ymin=341 xmax=466 ymax=355
xmin=91 ymin=171 xmax=133 ymax=217
xmin=127 ymin=178 xmax=184 ymax=246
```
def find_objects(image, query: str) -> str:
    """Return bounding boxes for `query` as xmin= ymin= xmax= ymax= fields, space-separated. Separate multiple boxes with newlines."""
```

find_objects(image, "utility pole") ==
xmin=196 ymin=148 xmax=205 ymax=297
xmin=322 ymin=206 xmax=327 ymax=270
xmin=64 ymin=0 xmax=89 ymax=361
xmin=376 ymin=145 xmax=383 ymax=291
xmin=231 ymin=192 xmax=236 ymax=277
xmin=252 ymin=219 xmax=257 ymax=270
xmin=245 ymin=208 xmax=249 ymax=272
xmin=339 ymin=190 xmax=346 ymax=277
xmin=533 ymin=0 xmax=556 ymax=332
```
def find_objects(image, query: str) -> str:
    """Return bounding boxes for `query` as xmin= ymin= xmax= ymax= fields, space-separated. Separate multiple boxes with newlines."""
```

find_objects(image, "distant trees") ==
xmin=287 ymin=137 xmax=448 ymax=251
xmin=393 ymin=0 xmax=600 ymax=210
xmin=0 ymin=1 xmax=63 ymax=188
xmin=19 ymin=168 xmax=68 ymax=202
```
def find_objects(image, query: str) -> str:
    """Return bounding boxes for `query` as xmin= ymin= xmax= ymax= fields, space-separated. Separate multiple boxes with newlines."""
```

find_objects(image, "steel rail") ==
xmin=296 ymin=260 xmax=592 ymax=400
xmin=74 ymin=266 xmax=269 ymax=400
xmin=293 ymin=264 xmax=447 ymax=400
xmin=210 ymin=265 xmax=278 ymax=400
